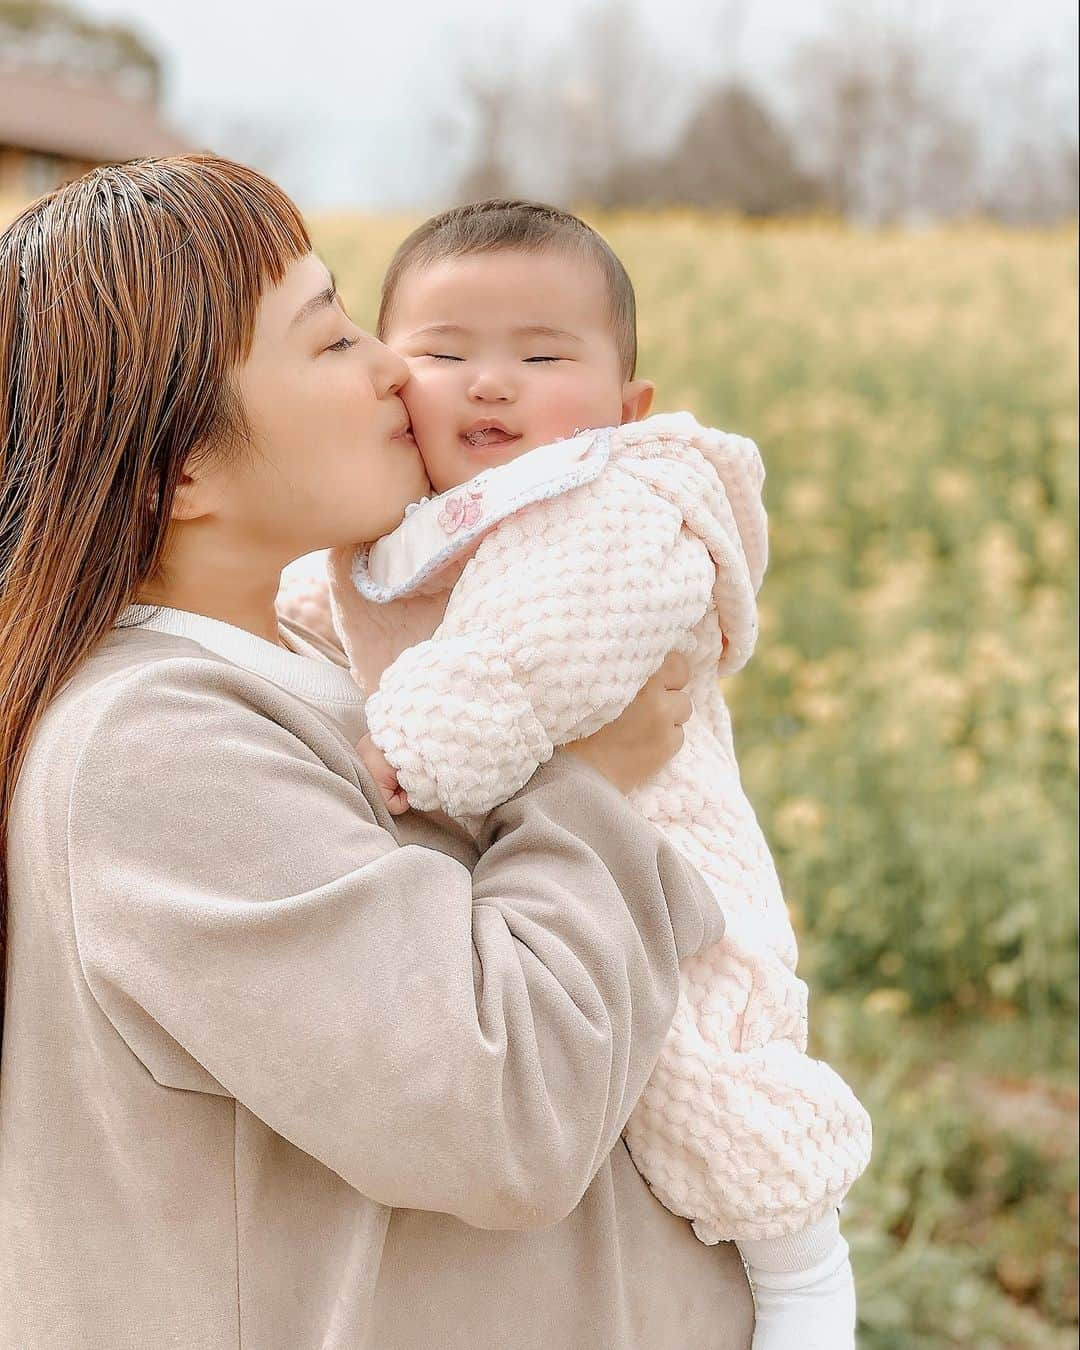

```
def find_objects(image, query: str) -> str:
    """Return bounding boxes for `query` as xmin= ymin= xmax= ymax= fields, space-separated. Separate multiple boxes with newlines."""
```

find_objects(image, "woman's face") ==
xmin=225 ymin=252 xmax=429 ymax=559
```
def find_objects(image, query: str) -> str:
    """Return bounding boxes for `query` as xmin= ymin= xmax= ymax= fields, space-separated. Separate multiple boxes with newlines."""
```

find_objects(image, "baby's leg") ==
xmin=740 ymin=1215 xmax=856 ymax=1350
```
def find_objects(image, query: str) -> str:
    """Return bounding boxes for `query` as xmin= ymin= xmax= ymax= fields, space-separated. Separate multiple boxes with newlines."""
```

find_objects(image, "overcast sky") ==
xmin=74 ymin=0 xmax=1079 ymax=210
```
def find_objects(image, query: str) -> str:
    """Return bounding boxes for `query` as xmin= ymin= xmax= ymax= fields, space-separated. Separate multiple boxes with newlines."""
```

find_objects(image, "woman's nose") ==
xmin=370 ymin=340 xmax=410 ymax=398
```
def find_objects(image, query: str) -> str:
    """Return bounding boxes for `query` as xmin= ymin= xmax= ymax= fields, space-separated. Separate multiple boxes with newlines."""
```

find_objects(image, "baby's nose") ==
xmin=468 ymin=369 xmax=514 ymax=401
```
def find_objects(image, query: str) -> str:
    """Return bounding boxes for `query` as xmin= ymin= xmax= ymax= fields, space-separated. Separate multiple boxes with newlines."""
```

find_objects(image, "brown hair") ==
xmin=377 ymin=198 xmax=639 ymax=377
xmin=0 ymin=154 xmax=310 ymax=1050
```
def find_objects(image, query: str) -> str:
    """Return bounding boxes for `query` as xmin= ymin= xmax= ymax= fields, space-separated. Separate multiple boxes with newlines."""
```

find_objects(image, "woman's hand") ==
xmin=566 ymin=652 xmax=693 ymax=793
xmin=356 ymin=735 xmax=411 ymax=815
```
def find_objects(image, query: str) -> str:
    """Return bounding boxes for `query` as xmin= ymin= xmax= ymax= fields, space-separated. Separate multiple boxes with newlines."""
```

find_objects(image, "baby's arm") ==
xmin=364 ymin=468 xmax=716 ymax=815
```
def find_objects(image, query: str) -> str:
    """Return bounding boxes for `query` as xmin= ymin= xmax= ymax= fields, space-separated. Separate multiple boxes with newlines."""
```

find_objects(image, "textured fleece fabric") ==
xmin=277 ymin=413 xmax=871 ymax=1248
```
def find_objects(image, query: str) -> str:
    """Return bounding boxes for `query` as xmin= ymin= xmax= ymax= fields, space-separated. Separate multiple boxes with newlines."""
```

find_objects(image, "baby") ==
xmin=278 ymin=200 xmax=871 ymax=1350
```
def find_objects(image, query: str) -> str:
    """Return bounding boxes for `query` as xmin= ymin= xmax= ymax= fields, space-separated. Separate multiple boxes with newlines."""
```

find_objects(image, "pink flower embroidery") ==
xmin=437 ymin=490 xmax=484 ymax=534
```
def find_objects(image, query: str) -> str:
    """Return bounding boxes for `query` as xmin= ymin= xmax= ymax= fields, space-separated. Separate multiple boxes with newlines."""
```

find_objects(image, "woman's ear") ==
xmin=169 ymin=454 xmax=222 ymax=523
xmin=620 ymin=379 xmax=655 ymax=425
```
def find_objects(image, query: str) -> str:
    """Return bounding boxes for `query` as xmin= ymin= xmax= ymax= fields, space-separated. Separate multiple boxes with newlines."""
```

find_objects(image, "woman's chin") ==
xmin=401 ymin=460 xmax=433 ymax=505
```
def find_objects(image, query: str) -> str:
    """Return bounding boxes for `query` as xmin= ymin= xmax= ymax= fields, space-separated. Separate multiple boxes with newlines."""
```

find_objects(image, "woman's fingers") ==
xmin=566 ymin=654 xmax=692 ymax=792
xmin=651 ymin=655 xmax=693 ymax=724
xmin=670 ymin=691 xmax=694 ymax=727
xmin=658 ymin=651 xmax=691 ymax=690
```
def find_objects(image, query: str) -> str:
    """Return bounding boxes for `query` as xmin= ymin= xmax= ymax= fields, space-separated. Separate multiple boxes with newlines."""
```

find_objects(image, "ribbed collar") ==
xmin=117 ymin=604 xmax=364 ymax=711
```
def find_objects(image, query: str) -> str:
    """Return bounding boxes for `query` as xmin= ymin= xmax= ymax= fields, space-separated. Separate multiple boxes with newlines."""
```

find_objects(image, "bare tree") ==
xmin=788 ymin=1 xmax=981 ymax=223
xmin=448 ymin=18 xmax=535 ymax=204
xmin=712 ymin=0 xmax=752 ymax=81
xmin=454 ymin=76 xmax=520 ymax=202
xmin=590 ymin=2 xmax=652 ymax=199
xmin=979 ymin=51 xmax=1080 ymax=223
xmin=602 ymin=83 xmax=821 ymax=214
xmin=450 ymin=0 xmax=810 ymax=212
xmin=447 ymin=0 xmax=1075 ymax=222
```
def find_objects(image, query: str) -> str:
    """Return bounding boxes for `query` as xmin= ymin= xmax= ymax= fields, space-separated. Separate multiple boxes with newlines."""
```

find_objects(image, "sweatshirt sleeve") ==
xmin=364 ymin=471 xmax=717 ymax=815
xmin=68 ymin=659 xmax=722 ymax=1231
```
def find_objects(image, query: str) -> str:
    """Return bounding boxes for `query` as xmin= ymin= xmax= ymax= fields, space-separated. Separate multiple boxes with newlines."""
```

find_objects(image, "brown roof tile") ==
xmin=0 ymin=66 xmax=191 ymax=163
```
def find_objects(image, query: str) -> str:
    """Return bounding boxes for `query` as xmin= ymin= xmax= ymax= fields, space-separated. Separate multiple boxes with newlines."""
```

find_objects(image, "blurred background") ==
xmin=1 ymin=0 xmax=1077 ymax=215
xmin=2 ymin=2 xmax=1077 ymax=1346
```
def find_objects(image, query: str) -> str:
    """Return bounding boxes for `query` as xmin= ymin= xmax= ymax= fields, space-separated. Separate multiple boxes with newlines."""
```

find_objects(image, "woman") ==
xmin=0 ymin=156 xmax=754 ymax=1349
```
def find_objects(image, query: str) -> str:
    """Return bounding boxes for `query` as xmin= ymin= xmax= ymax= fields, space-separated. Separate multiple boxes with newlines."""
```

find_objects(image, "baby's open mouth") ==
xmin=462 ymin=424 xmax=520 ymax=449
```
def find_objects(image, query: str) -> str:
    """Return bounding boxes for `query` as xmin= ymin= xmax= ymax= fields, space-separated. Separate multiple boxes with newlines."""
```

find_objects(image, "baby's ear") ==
xmin=620 ymin=378 xmax=655 ymax=425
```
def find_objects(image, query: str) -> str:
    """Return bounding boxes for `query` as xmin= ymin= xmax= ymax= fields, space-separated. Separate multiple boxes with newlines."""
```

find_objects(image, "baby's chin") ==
xmin=422 ymin=437 xmax=549 ymax=495
xmin=422 ymin=426 xmax=599 ymax=495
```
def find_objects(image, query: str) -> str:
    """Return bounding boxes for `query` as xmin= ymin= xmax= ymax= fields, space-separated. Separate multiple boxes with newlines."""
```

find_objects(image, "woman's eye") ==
xmin=325 ymin=336 xmax=357 ymax=353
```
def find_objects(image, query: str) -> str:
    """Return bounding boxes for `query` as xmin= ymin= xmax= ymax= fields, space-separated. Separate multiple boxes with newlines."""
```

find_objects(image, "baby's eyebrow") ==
xmin=409 ymin=323 xmax=469 ymax=338
xmin=408 ymin=322 xmax=582 ymax=343
xmin=513 ymin=325 xmax=583 ymax=343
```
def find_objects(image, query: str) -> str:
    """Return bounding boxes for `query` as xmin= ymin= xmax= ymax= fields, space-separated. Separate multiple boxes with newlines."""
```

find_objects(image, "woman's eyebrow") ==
xmin=290 ymin=275 xmax=338 ymax=328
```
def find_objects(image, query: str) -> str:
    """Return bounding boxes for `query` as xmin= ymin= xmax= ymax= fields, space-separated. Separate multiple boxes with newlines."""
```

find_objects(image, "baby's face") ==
xmin=383 ymin=248 xmax=652 ymax=493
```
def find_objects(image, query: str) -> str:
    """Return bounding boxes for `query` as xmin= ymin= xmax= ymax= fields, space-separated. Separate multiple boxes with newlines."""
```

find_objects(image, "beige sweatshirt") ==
xmin=0 ymin=607 xmax=753 ymax=1350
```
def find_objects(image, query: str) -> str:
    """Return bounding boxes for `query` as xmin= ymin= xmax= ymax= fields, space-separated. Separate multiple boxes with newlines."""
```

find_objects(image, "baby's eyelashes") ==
xmin=424 ymin=353 xmax=563 ymax=364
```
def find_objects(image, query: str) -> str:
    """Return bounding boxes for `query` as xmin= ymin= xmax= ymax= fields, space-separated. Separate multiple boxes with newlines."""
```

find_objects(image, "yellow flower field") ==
xmin=312 ymin=213 xmax=1078 ymax=1349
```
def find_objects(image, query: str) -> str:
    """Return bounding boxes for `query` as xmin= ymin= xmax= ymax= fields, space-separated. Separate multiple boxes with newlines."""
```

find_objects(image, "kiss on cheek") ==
xmin=380 ymin=249 xmax=653 ymax=494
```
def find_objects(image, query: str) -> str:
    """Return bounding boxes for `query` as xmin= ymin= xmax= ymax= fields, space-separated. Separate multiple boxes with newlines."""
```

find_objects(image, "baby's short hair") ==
xmin=377 ymin=198 xmax=638 ymax=378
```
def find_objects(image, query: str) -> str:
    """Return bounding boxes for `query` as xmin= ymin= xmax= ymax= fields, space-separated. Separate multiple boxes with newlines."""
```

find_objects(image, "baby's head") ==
xmin=378 ymin=199 xmax=654 ymax=493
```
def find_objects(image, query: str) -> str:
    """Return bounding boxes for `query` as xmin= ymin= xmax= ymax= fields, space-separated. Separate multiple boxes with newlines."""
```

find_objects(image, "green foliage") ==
xmin=819 ymin=996 xmax=1078 ymax=1347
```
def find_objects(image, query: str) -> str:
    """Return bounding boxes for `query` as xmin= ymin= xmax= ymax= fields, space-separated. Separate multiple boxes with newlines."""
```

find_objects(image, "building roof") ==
xmin=0 ymin=66 xmax=190 ymax=163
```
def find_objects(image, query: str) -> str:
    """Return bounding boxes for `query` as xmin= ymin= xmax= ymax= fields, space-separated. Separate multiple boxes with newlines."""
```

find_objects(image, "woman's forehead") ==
xmin=257 ymin=252 xmax=336 ymax=338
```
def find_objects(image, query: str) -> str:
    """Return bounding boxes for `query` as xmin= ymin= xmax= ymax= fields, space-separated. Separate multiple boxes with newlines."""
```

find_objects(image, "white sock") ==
xmin=737 ymin=1212 xmax=857 ymax=1350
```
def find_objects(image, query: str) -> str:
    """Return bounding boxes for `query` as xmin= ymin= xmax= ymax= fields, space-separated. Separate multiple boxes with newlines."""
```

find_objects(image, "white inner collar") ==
xmin=117 ymin=603 xmax=364 ymax=708
xmin=357 ymin=427 xmax=612 ymax=603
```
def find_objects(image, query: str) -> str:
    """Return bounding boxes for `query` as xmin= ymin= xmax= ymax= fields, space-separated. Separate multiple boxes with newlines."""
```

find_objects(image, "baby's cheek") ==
xmin=538 ymin=379 xmax=622 ymax=439
xmin=413 ymin=420 xmax=474 ymax=493
xmin=400 ymin=371 xmax=444 ymax=429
